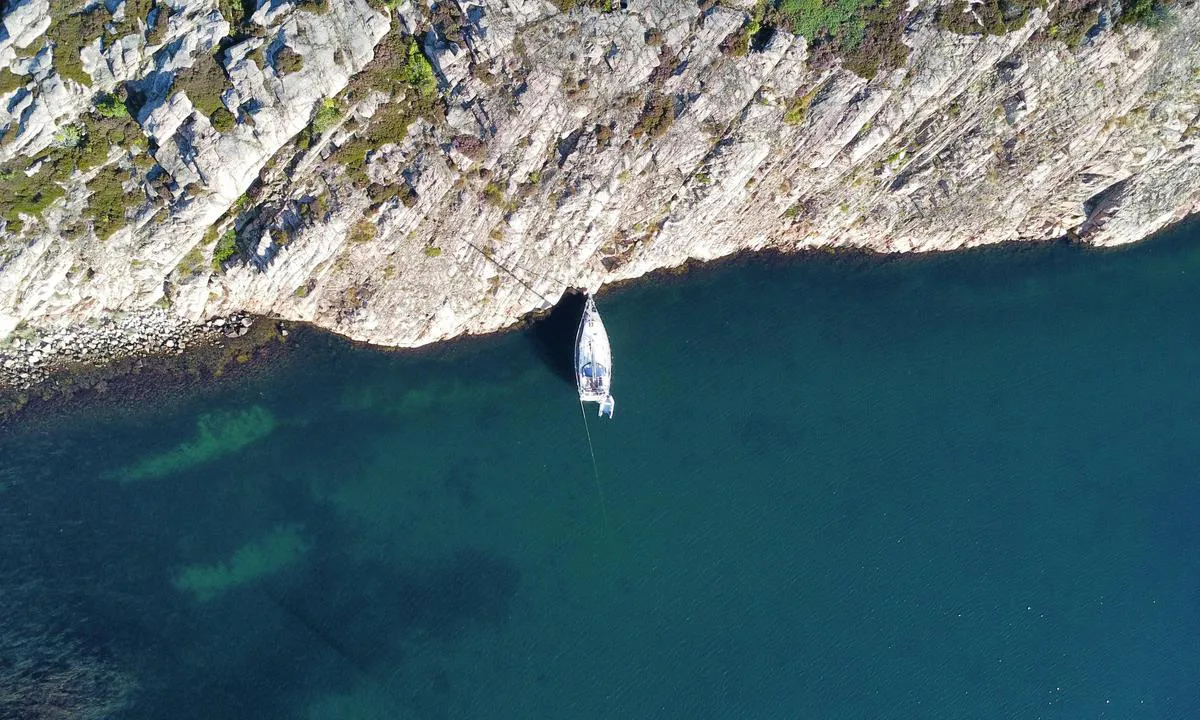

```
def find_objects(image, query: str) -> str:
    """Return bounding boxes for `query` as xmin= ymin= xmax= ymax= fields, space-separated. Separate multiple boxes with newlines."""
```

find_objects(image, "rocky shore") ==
xmin=2 ymin=0 xmax=1198 ymax=394
xmin=0 ymin=309 xmax=271 ymax=392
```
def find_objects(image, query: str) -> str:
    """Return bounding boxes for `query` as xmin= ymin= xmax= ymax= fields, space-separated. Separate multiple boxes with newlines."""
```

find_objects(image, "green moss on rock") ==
xmin=296 ymin=0 xmax=332 ymax=13
xmin=404 ymin=39 xmax=438 ymax=102
xmin=937 ymin=0 xmax=1032 ymax=36
xmin=175 ymin=243 xmax=208 ymax=278
xmin=772 ymin=0 xmax=911 ymax=80
xmin=1116 ymin=0 xmax=1172 ymax=26
xmin=110 ymin=0 xmax=154 ymax=37
xmin=217 ymin=0 xmax=247 ymax=27
xmin=783 ymin=79 xmax=829 ymax=125
xmin=348 ymin=220 xmax=377 ymax=243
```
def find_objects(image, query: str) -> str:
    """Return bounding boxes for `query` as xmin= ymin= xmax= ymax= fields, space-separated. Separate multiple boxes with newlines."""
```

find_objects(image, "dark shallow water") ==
xmin=3 ymin=224 xmax=1200 ymax=719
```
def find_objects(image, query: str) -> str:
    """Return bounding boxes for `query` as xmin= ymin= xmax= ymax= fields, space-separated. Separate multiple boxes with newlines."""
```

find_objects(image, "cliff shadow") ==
xmin=523 ymin=290 xmax=586 ymax=388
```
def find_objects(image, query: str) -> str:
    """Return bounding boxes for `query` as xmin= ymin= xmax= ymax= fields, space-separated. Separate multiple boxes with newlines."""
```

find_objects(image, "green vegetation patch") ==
xmin=275 ymin=46 xmax=305 ymax=75
xmin=47 ymin=7 xmax=109 ymax=86
xmin=175 ymin=243 xmax=208 ymax=278
xmin=47 ymin=0 xmax=164 ymax=86
xmin=1044 ymin=3 xmax=1100 ymax=45
xmin=403 ymin=39 xmax=439 ymax=102
xmin=210 ymin=106 xmax=236 ymax=132
xmin=630 ymin=92 xmax=675 ymax=140
xmin=331 ymin=103 xmax=415 ymax=183
xmin=148 ymin=4 xmax=172 ymax=44
xmin=111 ymin=0 xmax=154 ymax=37
xmin=773 ymin=0 xmax=910 ymax=79
xmin=430 ymin=0 xmax=471 ymax=44
xmin=301 ymin=193 xmax=329 ymax=222
xmin=482 ymin=181 xmax=517 ymax=210
xmin=936 ymin=0 xmax=1036 ymax=35
xmin=553 ymin=0 xmax=619 ymax=11
xmin=939 ymin=0 xmax=1174 ymax=41
xmin=0 ymin=165 xmax=66 ymax=233
xmin=312 ymin=98 xmax=343 ymax=134
xmin=173 ymin=523 xmax=309 ymax=602
xmin=1115 ymin=0 xmax=1173 ymax=26
xmin=783 ymin=78 xmax=830 ymax=125
xmin=348 ymin=220 xmax=377 ymax=243
xmin=297 ymin=0 xmax=332 ymax=13
xmin=351 ymin=34 xmax=439 ymax=100
xmin=366 ymin=182 xmax=400 ymax=207
xmin=112 ymin=405 xmax=277 ymax=482
xmin=86 ymin=109 xmax=142 ymax=151
xmin=86 ymin=164 xmax=140 ymax=240
xmin=212 ymin=228 xmax=239 ymax=269
xmin=172 ymin=49 xmax=230 ymax=117
xmin=217 ymin=0 xmax=248 ymax=26
xmin=0 ymin=109 xmax=143 ymax=232
xmin=711 ymin=0 xmax=915 ymax=79
xmin=0 ymin=68 xmax=28 ymax=96
xmin=721 ymin=13 xmax=762 ymax=57
xmin=95 ymin=92 xmax=130 ymax=118
xmin=331 ymin=38 xmax=441 ymax=186
xmin=295 ymin=97 xmax=343 ymax=148
xmin=53 ymin=124 xmax=83 ymax=147
xmin=777 ymin=0 xmax=868 ymax=43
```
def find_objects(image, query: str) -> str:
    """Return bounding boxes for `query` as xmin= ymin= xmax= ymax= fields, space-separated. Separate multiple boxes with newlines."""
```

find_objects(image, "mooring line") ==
xmin=465 ymin=241 xmax=560 ymax=306
xmin=579 ymin=397 xmax=610 ymax=534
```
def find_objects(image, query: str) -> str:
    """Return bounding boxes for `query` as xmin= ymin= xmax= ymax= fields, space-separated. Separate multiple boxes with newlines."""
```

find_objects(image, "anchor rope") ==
xmin=465 ymin=241 xmax=571 ymax=306
xmin=579 ymin=397 xmax=610 ymax=534
xmin=468 ymin=240 xmax=608 ymax=532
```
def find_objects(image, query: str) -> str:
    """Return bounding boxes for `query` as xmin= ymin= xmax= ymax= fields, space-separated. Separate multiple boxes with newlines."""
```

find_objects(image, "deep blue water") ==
xmin=2 ymin=224 xmax=1200 ymax=719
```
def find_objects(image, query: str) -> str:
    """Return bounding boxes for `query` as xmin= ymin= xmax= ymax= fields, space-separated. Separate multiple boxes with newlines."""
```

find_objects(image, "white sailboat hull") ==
xmin=575 ymin=295 xmax=615 ymax=418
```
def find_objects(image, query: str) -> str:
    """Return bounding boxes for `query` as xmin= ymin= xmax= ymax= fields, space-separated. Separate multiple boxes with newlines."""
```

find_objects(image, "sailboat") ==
xmin=575 ymin=294 xmax=615 ymax=418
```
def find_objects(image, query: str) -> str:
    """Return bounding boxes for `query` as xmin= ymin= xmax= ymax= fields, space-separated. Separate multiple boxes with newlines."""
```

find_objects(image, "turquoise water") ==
xmin=3 ymin=225 xmax=1200 ymax=718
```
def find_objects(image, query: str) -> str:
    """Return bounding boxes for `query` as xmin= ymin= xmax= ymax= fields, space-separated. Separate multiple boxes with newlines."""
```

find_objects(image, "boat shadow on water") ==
xmin=523 ymin=290 xmax=588 ymax=388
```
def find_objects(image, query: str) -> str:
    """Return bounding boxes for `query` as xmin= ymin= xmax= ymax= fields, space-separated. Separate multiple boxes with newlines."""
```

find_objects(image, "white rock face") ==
xmin=1 ymin=0 xmax=1199 ymax=352
xmin=1 ymin=0 xmax=51 ymax=56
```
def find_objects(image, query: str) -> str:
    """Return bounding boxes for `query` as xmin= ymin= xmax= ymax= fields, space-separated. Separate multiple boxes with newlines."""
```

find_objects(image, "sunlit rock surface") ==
xmin=0 ymin=0 xmax=1198 ymax=350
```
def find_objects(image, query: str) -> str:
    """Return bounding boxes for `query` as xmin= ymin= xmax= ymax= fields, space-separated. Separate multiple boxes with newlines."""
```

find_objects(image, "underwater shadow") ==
xmin=261 ymin=547 xmax=520 ymax=670
xmin=523 ymin=290 xmax=586 ymax=387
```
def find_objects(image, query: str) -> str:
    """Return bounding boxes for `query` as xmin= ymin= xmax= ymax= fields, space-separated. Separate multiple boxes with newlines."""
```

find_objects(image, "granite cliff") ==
xmin=0 ymin=0 xmax=1197 ymax=359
